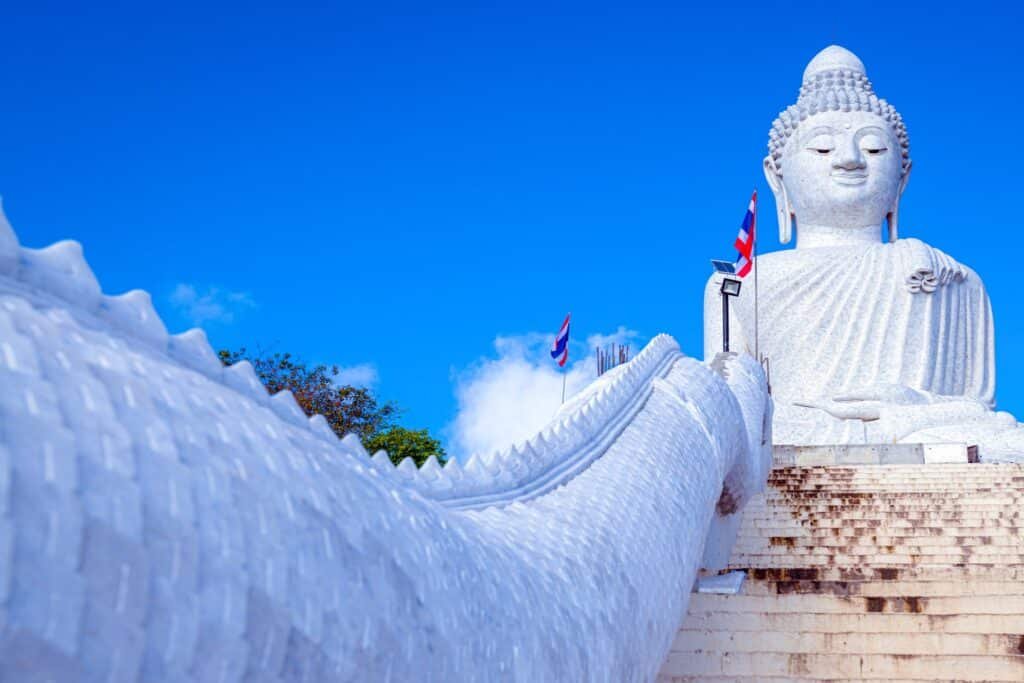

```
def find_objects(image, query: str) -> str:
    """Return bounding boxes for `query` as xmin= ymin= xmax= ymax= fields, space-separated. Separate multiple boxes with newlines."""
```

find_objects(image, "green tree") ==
xmin=218 ymin=347 xmax=396 ymax=442
xmin=218 ymin=348 xmax=445 ymax=466
xmin=366 ymin=427 xmax=446 ymax=467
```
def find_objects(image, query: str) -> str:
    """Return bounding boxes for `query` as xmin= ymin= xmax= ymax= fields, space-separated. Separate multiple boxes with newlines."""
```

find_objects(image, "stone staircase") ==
xmin=659 ymin=463 xmax=1024 ymax=681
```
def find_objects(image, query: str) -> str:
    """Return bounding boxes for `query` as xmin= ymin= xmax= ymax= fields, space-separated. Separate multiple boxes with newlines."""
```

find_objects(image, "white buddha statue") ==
xmin=704 ymin=45 xmax=1024 ymax=460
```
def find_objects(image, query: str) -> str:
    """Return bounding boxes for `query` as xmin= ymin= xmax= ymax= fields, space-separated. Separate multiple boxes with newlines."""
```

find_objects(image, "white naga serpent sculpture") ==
xmin=0 ymin=203 xmax=770 ymax=682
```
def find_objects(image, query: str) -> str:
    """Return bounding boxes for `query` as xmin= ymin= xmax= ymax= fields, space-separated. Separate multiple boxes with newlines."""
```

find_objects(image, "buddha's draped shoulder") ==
xmin=705 ymin=237 xmax=994 ymax=407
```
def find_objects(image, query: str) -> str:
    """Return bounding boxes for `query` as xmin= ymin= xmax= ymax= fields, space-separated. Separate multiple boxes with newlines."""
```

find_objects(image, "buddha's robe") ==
xmin=704 ymin=237 xmax=1024 ymax=460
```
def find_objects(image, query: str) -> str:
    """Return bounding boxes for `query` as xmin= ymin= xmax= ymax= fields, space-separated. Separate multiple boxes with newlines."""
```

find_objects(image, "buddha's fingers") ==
xmin=833 ymin=391 xmax=881 ymax=403
xmin=795 ymin=399 xmax=882 ymax=422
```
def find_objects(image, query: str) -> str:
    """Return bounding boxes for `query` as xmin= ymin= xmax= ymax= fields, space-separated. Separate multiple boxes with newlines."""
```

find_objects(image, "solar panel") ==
xmin=711 ymin=259 xmax=736 ymax=274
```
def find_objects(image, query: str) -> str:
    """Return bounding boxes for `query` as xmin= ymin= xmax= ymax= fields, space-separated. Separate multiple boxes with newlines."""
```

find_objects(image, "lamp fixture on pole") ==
xmin=719 ymin=277 xmax=742 ymax=353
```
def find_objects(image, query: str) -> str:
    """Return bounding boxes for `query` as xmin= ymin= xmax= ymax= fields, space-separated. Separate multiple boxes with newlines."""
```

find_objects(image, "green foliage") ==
xmin=218 ymin=347 xmax=444 ymax=467
xmin=366 ymin=427 xmax=446 ymax=467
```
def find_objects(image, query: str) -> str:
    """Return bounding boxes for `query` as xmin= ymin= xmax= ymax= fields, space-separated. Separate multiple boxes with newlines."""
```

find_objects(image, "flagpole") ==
xmin=561 ymin=370 xmax=567 ymax=405
xmin=753 ymin=189 xmax=760 ymax=363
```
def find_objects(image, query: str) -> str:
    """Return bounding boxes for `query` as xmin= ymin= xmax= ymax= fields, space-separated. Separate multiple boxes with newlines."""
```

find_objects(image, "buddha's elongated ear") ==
xmin=888 ymin=161 xmax=912 ymax=243
xmin=763 ymin=155 xmax=793 ymax=244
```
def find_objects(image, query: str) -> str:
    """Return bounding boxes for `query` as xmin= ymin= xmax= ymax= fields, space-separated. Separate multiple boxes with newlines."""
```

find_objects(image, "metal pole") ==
xmin=561 ymin=371 xmax=567 ymax=404
xmin=722 ymin=287 xmax=730 ymax=353
xmin=753 ymin=191 xmax=760 ymax=362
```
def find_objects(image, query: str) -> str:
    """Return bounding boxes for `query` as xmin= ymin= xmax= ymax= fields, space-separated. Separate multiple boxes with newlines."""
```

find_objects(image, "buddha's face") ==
xmin=780 ymin=110 xmax=903 ymax=230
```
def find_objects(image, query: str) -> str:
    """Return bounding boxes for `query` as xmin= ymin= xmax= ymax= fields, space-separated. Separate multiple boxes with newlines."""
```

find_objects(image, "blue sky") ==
xmin=3 ymin=2 xmax=1022 ymax=456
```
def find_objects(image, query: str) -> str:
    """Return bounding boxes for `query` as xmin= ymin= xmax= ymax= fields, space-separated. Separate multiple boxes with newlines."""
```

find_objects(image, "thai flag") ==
xmin=732 ymin=191 xmax=757 ymax=278
xmin=550 ymin=313 xmax=570 ymax=367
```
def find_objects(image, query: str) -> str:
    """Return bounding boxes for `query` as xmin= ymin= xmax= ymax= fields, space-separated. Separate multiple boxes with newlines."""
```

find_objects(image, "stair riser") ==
xmin=745 ymin=523 xmax=1019 ymax=532
xmin=758 ymin=502 xmax=1023 ymax=510
xmin=736 ymin=536 xmax=1023 ymax=548
xmin=744 ymin=512 xmax=1019 ymax=521
xmin=681 ymin=611 xmax=1024 ymax=634
xmin=731 ymin=560 xmax=1024 ymax=570
xmin=733 ymin=545 xmax=1024 ymax=556
xmin=741 ymin=579 xmax=1024 ymax=597
xmin=742 ymin=526 xmax=1022 ymax=535
xmin=739 ymin=567 xmax=1024 ymax=581
xmin=670 ymin=630 xmax=1024 ymax=656
xmin=659 ymin=677 xmax=984 ymax=683
xmin=687 ymin=593 xmax=1024 ymax=615
xmin=731 ymin=556 xmax=1024 ymax=566
xmin=761 ymin=498 xmax=1024 ymax=505
xmin=660 ymin=651 xmax=1024 ymax=681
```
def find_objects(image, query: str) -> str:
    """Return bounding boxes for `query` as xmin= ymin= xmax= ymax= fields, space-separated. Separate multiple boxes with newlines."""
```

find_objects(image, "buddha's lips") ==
xmin=831 ymin=172 xmax=868 ymax=185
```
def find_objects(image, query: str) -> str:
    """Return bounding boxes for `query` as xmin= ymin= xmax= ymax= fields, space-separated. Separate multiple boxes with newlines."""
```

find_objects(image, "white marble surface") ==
xmin=705 ymin=45 xmax=1024 ymax=461
xmin=0 ymin=202 xmax=771 ymax=681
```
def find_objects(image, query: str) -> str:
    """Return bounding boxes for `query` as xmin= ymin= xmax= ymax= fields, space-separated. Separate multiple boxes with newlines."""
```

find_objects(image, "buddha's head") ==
xmin=764 ymin=46 xmax=912 ymax=246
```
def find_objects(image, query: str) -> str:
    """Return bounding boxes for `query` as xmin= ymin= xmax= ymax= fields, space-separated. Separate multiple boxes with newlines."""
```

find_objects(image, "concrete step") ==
xmin=730 ymin=553 xmax=1024 ymax=566
xmin=751 ymin=494 xmax=1022 ymax=503
xmin=730 ymin=555 xmax=1024 ymax=566
xmin=768 ymin=475 xmax=1024 ymax=484
xmin=732 ymin=543 xmax=1024 ymax=555
xmin=735 ymin=535 xmax=1023 ymax=548
xmin=770 ymin=476 xmax=1024 ymax=481
xmin=738 ymin=533 xmax=1024 ymax=546
xmin=739 ymin=566 xmax=1024 ymax=581
xmin=660 ymin=678 xmax=993 ymax=683
xmin=761 ymin=500 xmax=1024 ymax=509
xmin=732 ymin=548 xmax=1023 ymax=560
xmin=766 ymin=484 xmax=1024 ymax=490
xmin=743 ymin=523 xmax=1020 ymax=534
xmin=686 ymin=592 xmax=1024 ymax=615
xmin=767 ymin=482 xmax=1024 ymax=489
xmin=742 ymin=525 xmax=1023 ymax=536
xmin=768 ymin=471 xmax=1024 ymax=479
xmin=671 ymin=629 xmax=1024 ymax=657
xmin=765 ymin=482 xmax=1024 ymax=491
xmin=741 ymin=578 xmax=1024 ymax=597
xmin=681 ymin=608 xmax=1024 ymax=635
xmin=745 ymin=502 xmax=1023 ymax=512
xmin=744 ymin=510 xmax=1020 ymax=521
xmin=761 ymin=495 xmax=1024 ymax=504
xmin=745 ymin=521 xmax=1021 ymax=532
xmin=659 ymin=651 xmax=1024 ymax=681
xmin=770 ymin=463 xmax=1024 ymax=471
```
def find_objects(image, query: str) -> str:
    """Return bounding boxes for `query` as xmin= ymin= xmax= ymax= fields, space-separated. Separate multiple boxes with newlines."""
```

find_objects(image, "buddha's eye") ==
xmin=860 ymin=134 xmax=888 ymax=155
xmin=806 ymin=135 xmax=834 ymax=155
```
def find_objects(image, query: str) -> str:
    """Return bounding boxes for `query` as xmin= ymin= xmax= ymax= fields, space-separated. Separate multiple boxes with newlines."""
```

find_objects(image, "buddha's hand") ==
xmin=795 ymin=384 xmax=936 ymax=422
xmin=832 ymin=384 xmax=933 ymax=405
xmin=794 ymin=398 xmax=881 ymax=422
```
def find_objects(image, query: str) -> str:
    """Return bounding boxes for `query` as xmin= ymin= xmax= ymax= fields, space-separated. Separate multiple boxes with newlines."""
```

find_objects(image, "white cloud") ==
xmin=333 ymin=363 xmax=379 ymax=388
xmin=447 ymin=327 xmax=643 ymax=461
xmin=169 ymin=284 xmax=256 ymax=325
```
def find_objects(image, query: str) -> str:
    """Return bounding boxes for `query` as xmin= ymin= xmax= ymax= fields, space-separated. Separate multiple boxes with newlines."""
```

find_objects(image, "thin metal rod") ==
xmin=561 ymin=371 xmax=567 ymax=404
xmin=722 ymin=289 xmax=730 ymax=353
xmin=753 ymin=190 xmax=760 ymax=363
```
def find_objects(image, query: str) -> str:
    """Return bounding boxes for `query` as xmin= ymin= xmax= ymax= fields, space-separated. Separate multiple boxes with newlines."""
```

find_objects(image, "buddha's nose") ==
xmin=833 ymin=139 xmax=866 ymax=170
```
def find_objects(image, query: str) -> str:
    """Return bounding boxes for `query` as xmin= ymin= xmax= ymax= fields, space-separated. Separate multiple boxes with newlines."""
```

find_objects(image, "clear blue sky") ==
xmin=3 ymin=1 xmax=1022 ymax=444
